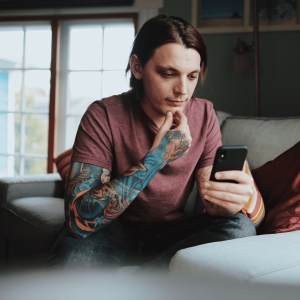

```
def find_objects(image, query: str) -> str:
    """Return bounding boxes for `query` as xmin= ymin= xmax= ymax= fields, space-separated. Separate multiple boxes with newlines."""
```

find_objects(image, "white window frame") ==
xmin=56 ymin=18 xmax=135 ymax=154
xmin=0 ymin=21 xmax=51 ymax=176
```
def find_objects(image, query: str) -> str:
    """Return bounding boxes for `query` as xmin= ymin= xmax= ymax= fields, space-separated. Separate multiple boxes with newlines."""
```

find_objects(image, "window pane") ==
xmin=102 ymin=70 xmax=130 ymax=98
xmin=0 ymin=155 xmax=19 ymax=177
xmin=0 ymin=113 xmax=21 ymax=154
xmin=67 ymin=71 xmax=101 ymax=114
xmin=24 ymin=114 xmax=48 ymax=154
xmin=25 ymin=25 xmax=52 ymax=69
xmin=14 ymin=156 xmax=20 ymax=175
xmin=69 ymin=26 xmax=103 ymax=70
xmin=0 ymin=70 xmax=22 ymax=111
xmin=103 ymin=24 xmax=134 ymax=70
xmin=65 ymin=116 xmax=81 ymax=149
xmin=0 ymin=27 xmax=24 ymax=69
xmin=24 ymin=70 xmax=50 ymax=112
xmin=24 ymin=157 xmax=47 ymax=175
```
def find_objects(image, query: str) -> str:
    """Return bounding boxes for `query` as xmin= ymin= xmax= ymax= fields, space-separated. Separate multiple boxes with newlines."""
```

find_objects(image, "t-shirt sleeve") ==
xmin=195 ymin=105 xmax=222 ymax=170
xmin=71 ymin=101 xmax=114 ymax=171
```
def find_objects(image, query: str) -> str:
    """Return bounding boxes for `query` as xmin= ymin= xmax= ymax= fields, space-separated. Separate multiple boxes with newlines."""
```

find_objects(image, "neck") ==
xmin=140 ymin=97 xmax=165 ymax=128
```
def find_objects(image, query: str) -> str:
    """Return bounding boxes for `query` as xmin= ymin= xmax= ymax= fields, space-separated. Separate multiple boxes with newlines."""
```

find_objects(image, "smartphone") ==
xmin=209 ymin=146 xmax=248 ymax=183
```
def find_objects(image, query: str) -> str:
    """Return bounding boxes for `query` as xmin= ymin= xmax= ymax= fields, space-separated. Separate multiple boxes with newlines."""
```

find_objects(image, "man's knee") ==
xmin=48 ymin=229 xmax=118 ymax=269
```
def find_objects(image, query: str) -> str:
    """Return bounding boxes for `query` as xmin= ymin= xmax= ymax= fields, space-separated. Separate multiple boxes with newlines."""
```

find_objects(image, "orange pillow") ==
xmin=241 ymin=160 xmax=265 ymax=229
xmin=54 ymin=149 xmax=72 ymax=184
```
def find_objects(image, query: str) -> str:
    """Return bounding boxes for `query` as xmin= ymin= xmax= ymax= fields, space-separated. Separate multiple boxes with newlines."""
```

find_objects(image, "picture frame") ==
xmin=191 ymin=0 xmax=300 ymax=33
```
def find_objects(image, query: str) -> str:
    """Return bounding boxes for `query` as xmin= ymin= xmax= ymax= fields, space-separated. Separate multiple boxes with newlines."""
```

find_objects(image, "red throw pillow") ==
xmin=252 ymin=141 xmax=300 ymax=234
xmin=54 ymin=149 xmax=72 ymax=184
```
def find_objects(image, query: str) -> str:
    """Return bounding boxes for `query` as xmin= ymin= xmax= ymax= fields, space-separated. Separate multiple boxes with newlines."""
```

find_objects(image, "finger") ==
xmin=172 ymin=116 xmax=180 ymax=125
xmin=205 ymin=196 xmax=238 ymax=212
xmin=202 ymin=189 xmax=249 ymax=205
xmin=214 ymin=170 xmax=254 ymax=184
xmin=159 ymin=111 xmax=173 ymax=133
xmin=172 ymin=110 xmax=187 ymax=132
xmin=205 ymin=181 xmax=253 ymax=196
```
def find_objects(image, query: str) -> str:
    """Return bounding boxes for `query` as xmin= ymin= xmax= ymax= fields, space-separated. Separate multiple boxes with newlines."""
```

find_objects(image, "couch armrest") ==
xmin=0 ymin=173 xmax=64 ymax=205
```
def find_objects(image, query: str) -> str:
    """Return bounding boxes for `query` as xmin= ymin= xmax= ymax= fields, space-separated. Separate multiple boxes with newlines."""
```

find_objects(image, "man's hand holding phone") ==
xmin=201 ymin=146 xmax=254 ymax=217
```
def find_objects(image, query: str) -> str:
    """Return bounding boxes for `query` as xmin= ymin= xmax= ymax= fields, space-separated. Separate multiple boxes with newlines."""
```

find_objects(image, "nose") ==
xmin=174 ymin=76 xmax=187 ymax=96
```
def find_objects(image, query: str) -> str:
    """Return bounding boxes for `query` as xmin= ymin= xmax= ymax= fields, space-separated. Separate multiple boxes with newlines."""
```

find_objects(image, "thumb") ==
xmin=159 ymin=111 xmax=173 ymax=134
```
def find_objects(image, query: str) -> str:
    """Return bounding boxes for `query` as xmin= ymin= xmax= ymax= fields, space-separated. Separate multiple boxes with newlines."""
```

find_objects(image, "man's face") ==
xmin=139 ymin=43 xmax=201 ymax=126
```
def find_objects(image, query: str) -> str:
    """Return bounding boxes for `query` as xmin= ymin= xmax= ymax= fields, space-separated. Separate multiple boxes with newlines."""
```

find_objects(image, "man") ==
xmin=48 ymin=15 xmax=256 ymax=270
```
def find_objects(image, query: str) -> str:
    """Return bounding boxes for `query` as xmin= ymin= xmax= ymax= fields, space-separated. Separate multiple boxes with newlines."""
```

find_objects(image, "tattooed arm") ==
xmin=195 ymin=162 xmax=254 ymax=217
xmin=196 ymin=166 xmax=220 ymax=216
xmin=66 ymin=110 xmax=192 ymax=238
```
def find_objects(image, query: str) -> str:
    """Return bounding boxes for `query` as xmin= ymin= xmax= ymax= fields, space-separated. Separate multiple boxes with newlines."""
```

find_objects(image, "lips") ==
xmin=166 ymin=99 xmax=186 ymax=106
xmin=166 ymin=99 xmax=186 ymax=103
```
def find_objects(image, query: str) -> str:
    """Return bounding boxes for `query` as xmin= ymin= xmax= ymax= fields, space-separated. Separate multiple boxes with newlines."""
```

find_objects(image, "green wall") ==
xmin=159 ymin=0 xmax=192 ymax=24
xmin=159 ymin=1 xmax=300 ymax=117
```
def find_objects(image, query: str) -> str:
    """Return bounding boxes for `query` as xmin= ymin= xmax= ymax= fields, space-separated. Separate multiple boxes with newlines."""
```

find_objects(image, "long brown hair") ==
xmin=125 ymin=14 xmax=208 ymax=99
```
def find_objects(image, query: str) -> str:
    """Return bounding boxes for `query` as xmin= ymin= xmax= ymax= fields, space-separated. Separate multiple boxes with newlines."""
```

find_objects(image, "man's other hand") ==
xmin=201 ymin=167 xmax=254 ymax=216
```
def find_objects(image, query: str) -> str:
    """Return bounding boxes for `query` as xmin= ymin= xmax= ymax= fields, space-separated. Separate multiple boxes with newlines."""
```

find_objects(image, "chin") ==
xmin=167 ymin=106 xmax=185 ymax=115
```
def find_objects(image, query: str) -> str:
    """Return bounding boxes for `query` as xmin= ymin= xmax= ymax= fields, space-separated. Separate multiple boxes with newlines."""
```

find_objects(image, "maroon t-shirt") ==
xmin=71 ymin=92 xmax=222 ymax=223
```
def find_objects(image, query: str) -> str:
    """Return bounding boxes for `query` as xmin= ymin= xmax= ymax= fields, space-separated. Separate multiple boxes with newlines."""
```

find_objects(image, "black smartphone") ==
xmin=209 ymin=145 xmax=248 ymax=183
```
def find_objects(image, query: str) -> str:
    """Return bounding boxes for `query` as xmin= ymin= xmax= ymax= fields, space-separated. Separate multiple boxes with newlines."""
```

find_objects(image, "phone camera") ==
xmin=219 ymin=151 xmax=226 ymax=161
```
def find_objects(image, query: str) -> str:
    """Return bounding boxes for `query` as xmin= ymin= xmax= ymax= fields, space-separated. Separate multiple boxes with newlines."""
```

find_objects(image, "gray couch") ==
xmin=1 ymin=112 xmax=300 ymax=282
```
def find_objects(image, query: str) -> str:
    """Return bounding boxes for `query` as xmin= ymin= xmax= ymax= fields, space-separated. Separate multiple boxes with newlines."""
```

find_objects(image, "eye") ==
xmin=189 ymin=74 xmax=198 ymax=80
xmin=163 ymin=72 xmax=174 ymax=78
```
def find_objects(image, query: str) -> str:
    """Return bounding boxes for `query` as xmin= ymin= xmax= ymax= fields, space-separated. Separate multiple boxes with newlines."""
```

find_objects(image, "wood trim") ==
xmin=197 ymin=24 xmax=300 ymax=34
xmin=0 ymin=12 xmax=138 ymax=23
xmin=47 ymin=19 xmax=60 ymax=173
xmin=253 ymin=0 xmax=261 ymax=117
xmin=191 ymin=0 xmax=198 ymax=28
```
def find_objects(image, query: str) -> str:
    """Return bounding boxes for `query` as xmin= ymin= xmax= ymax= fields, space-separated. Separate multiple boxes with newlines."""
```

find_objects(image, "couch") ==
xmin=1 ymin=112 xmax=300 ymax=283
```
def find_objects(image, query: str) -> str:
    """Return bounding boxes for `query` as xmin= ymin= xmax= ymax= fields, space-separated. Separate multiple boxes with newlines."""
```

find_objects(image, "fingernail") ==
xmin=202 ymin=189 xmax=207 ymax=194
xmin=215 ymin=173 xmax=221 ymax=179
xmin=167 ymin=112 xmax=172 ymax=117
xmin=204 ymin=182 xmax=210 ymax=188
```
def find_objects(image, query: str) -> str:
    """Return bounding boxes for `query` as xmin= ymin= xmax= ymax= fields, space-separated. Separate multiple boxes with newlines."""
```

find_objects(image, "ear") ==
xmin=130 ymin=54 xmax=143 ymax=80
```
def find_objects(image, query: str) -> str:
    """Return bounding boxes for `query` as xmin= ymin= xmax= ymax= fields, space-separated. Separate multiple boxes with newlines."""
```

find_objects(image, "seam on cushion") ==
xmin=1 ymin=205 xmax=57 ymax=238
xmin=248 ymin=261 xmax=300 ymax=281
xmin=4 ymin=181 xmax=62 ymax=192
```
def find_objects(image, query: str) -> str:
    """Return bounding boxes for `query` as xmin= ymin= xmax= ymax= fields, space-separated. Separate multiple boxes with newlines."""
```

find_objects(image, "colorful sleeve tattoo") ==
xmin=66 ymin=130 xmax=190 ymax=238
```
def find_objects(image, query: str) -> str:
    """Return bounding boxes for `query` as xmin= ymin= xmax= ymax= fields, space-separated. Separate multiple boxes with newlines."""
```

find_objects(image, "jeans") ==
xmin=47 ymin=212 xmax=256 ymax=271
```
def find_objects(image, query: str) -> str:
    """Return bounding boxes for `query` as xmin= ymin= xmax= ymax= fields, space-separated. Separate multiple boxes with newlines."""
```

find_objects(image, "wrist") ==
xmin=143 ymin=147 xmax=166 ymax=170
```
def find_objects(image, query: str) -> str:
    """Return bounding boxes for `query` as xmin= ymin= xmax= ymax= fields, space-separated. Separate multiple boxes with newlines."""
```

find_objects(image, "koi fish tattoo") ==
xmin=66 ymin=130 xmax=189 ymax=238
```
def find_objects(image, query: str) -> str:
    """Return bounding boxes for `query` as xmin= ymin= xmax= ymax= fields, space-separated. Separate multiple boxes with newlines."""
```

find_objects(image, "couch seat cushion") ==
xmin=0 ymin=197 xmax=64 ymax=254
xmin=169 ymin=231 xmax=300 ymax=285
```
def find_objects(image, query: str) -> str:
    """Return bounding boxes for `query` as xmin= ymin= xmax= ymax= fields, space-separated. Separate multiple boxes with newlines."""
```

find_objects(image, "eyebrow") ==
xmin=156 ymin=66 xmax=201 ymax=73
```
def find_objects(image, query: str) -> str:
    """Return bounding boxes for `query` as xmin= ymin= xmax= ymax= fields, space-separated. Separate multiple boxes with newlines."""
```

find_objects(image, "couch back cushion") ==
xmin=221 ymin=117 xmax=300 ymax=170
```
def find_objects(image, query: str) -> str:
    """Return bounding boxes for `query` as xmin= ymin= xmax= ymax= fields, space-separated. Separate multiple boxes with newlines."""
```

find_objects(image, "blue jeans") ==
xmin=47 ymin=213 xmax=256 ymax=271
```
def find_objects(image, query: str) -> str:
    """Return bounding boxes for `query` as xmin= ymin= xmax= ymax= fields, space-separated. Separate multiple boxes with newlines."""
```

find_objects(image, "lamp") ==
xmin=233 ymin=39 xmax=254 ymax=73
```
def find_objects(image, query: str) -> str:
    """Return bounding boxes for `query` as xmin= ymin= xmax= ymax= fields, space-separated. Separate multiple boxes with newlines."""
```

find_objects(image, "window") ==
xmin=57 ymin=20 xmax=135 ymax=152
xmin=0 ymin=23 xmax=52 ymax=176
xmin=0 ymin=15 xmax=136 ymax=177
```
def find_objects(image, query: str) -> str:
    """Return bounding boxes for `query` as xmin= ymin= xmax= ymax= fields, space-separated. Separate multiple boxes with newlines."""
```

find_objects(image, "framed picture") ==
xmin=191 ymin=0 xmax=300 ymax=33
xmin=258 ymin=0 xmax=298 ymax=26
xmin=200 ymin=0 xmax=244 ymax=27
